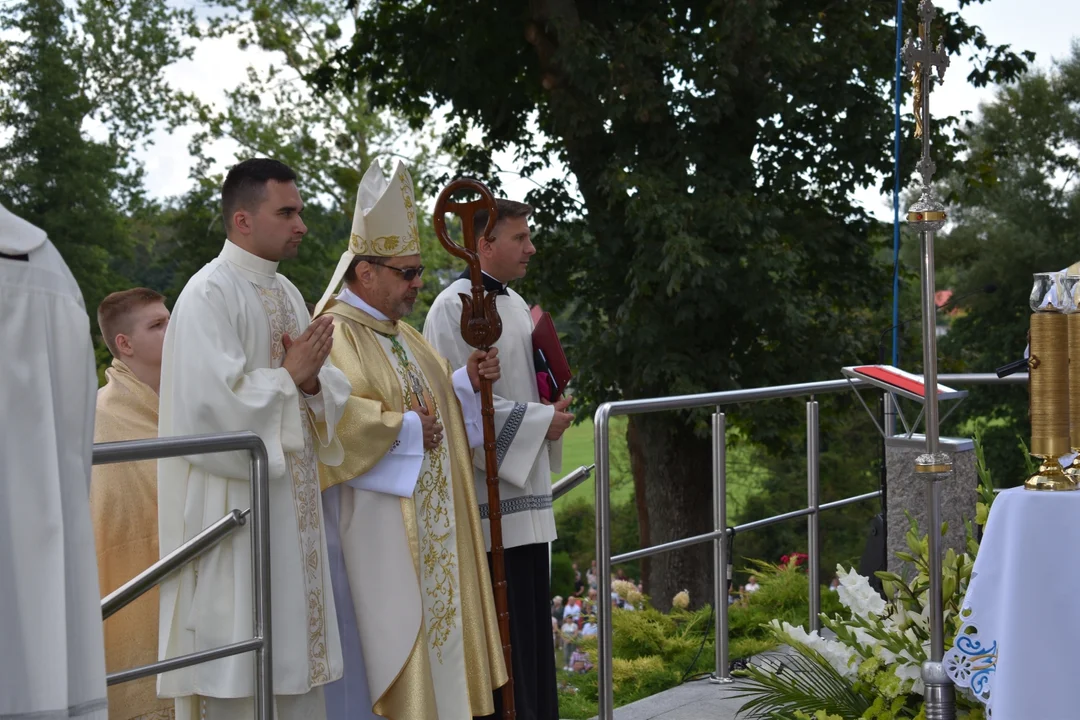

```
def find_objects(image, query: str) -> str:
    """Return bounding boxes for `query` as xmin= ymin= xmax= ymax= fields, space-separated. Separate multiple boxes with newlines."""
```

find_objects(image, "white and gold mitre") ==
xmin=314 ymin=159 xmax=421 ymax=315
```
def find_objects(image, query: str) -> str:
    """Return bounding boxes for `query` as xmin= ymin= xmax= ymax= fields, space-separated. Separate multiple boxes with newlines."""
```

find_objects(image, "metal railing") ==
xmin=93 ymin=432 xmax=273 ymax=720
xmin=592 ymin=372 xmax=1028 ymax=719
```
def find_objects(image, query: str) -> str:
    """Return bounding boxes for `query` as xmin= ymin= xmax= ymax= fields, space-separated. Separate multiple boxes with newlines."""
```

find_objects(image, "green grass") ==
xmin=552 ymin=418 xmax=771 ymax=525
xmin=552 ymin=417 xmax=635 ymax=508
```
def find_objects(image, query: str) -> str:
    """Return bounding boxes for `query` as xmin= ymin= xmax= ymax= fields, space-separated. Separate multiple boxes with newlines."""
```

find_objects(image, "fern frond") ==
xmin=731 ymin=645 xmax=870 ymax=719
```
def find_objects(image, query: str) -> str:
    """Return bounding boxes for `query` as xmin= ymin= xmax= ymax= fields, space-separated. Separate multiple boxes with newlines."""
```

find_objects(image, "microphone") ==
xmin=996 ymin=358 xmax=1029 ymax=378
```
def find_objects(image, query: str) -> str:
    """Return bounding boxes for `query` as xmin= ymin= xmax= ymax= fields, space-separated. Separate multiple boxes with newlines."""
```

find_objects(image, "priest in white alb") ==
xmin=425 ymin=199 xmax=572 ymax=720
xmin=313 ymin=159 xmax=508 ymax=719
xmin=156 ymin=159 xmax=350 ymax=720
xmin=0 ymin=202 xmax=107 ymax=720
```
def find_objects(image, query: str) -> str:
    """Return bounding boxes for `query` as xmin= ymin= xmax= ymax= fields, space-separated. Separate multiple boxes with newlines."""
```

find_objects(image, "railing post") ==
xmin=807 ymin=400 xmax=821 ymax=631
xmin=250 ymin=444 xmax=273 ymax=720
xmin=594 ymin=404 xmax=614 ymax=720
xmin=711 ymin=410 xmax=732 ymax=683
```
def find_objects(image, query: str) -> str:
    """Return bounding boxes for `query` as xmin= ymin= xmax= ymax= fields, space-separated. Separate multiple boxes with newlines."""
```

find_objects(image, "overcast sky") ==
xmin=134 ymin=0 xmax=1080 ymax=219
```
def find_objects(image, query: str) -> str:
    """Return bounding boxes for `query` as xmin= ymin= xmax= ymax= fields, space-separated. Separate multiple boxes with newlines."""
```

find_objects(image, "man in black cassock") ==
xmin=425 ymin=198 xmax=574 ymax=720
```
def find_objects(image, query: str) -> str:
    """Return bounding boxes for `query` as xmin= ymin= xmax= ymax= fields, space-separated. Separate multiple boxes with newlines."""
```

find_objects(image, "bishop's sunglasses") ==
xmin=369 ymin=262 xmax=425 ymax=282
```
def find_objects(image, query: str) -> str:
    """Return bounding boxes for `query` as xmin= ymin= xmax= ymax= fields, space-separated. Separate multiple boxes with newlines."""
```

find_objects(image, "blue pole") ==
xmin=892 ymin=0 xmax=904 ymax=367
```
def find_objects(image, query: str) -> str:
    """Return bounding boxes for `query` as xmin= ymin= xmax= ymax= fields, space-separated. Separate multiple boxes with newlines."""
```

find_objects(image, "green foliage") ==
xmin=0 ymin=0 xmax=194 ymax=335
xmin=938 ymin=45 xmax=1080 ymax=485
xmin=550 ymin=551 xmax=576 ymax=601
xmin=556 ymin=561 xmax=844 ymax=718
xmin=734 ymin=393 xmax=881 ymax=587
xmin=316 ymin=0 xmax=1031 ymax=605
xmin=552 ymin=417 xmax=636 ymax=509
xmin=735 ymin=645 xmax=872 ymax=720
xmin=178 ymin=0 xmax=459 ymax=326
xmin=553 ymin=496 xmax=641 ymax=581
xmin=730 ymin=435 xmax=1004 ymax=720
xmin=733 ymin=561 xmax=846 ymax=636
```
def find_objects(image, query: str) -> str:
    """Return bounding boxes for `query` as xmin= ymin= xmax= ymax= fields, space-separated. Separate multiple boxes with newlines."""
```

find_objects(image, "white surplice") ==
xmin=322 ymin=290 xmax=485 ymax=720
xmin=157 ymin=240 xmax=350 ymax=719
xmin=0 ymin=204 xmax=107 ymax=720
xmin=424 ymin=276 xmax=560 ymax=550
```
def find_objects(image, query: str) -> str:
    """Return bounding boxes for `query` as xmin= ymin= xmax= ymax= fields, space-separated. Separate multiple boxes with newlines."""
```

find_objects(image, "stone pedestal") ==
xmin=885 ymin=434 xmax=977 ymax=577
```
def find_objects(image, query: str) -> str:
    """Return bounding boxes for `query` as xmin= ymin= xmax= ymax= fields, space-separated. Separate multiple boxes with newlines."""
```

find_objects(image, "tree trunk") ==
xmin=626 ymin=414 xmax=713 ymax=612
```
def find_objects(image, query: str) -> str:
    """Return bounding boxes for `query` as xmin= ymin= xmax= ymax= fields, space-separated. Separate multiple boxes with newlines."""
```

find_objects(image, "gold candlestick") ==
xmin=1026 ymin=272 xmax=1076 ymax=490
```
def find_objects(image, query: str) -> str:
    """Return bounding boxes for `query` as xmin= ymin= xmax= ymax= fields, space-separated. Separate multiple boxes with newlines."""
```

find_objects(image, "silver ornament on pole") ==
xmin=902 ymin=2 xmax=956 ymax=718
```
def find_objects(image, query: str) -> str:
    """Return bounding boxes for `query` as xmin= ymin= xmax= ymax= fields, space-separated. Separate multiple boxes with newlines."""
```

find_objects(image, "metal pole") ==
xmin=608 ymin=491 xmax=883 ymax=567
xmin=550 ymin=464 xmax=596 ymax=501
xmin=102 ymin=509 xmax=248 ymax=619
xmin=594 ymin=404 xmax=614 ymax=720
xmin=806 ymin=401 xmax=821 ymax=631
xmin=250 ymin=441 xmax=273 ymax=720
xmin=902 ymin=5 xmax=955 ymax=712
xmin=879 ymin=393 xmax=891 ymax=559
xmin=919 ymin=226 xmax=954 ymax=719
xmin=921 ymin=232 xmax=941 ymax=457
xmin=883 ymin=392 xmax=896 ymax=437
xmin=711 ymin=410 xmax=731 ymax=683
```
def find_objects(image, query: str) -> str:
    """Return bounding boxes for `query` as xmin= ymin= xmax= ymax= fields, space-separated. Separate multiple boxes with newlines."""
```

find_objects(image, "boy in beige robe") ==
xmin=91 ymin=288 xmax=174 ymax=720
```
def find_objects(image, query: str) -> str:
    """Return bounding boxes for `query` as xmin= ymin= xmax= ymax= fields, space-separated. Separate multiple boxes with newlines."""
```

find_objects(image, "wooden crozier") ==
xmin=433 ymin=179 xmax=515 ymax=719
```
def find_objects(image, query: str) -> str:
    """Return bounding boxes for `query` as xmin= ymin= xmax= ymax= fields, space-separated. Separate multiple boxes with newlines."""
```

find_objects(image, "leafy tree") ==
xmin=181 ymin=0 xmax=458 ymax=316
xmin=0 ymin=0 xmax=195 ymax=336
xmin=938 ymin=42 xmax=1080 ymax=484
xmin=316 ymin=0 xmax=1033 ymax=608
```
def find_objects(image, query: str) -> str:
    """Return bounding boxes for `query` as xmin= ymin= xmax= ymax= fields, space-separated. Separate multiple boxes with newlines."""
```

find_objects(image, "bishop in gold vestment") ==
xmin=315 ymin=160 xmax=506 ymax=720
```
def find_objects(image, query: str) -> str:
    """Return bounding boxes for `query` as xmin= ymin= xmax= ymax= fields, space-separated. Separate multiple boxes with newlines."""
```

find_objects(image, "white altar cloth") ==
xmin=944 ymin=486 xmax=1080 ymax=719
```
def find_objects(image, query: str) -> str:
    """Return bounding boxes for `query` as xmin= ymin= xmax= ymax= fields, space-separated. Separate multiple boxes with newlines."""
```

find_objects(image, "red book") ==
xmin=531 ymin=306 xmax=572 ymax=400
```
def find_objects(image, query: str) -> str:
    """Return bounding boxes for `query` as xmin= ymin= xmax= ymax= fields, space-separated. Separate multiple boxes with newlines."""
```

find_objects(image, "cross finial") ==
xmin=901 ymin=0 xmax=950 ymax=188
xmin=903 ymin=0 xmax=949 ymax=230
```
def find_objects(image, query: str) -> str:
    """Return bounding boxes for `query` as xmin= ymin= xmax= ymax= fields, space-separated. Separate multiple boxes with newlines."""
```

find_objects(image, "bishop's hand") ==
xmin=467 ymin=347 xmax=500 ymax=391
xmin=414 ymin=395 xmax=443 ymax=451
xmin=283 ymin=314 xmax=333 ymax=395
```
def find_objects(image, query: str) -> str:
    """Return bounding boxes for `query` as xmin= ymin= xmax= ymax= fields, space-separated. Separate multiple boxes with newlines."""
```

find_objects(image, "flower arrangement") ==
xmin=779 ymin=551 xmax=809 ymax=569
xmin=731 ymin=431 xmax=1001 ymax=720
xmin=734 ymin=519 xmax=983 ymax=719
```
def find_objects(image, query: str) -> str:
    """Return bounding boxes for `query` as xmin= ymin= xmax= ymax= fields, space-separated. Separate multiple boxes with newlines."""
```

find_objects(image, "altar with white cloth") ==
xmin=944 ymin=487 xmax=1080 ymax=719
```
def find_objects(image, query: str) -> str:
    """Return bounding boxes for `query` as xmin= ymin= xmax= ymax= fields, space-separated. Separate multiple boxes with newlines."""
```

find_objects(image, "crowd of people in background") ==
xmin=548 ymin=560 xmax=848 ymax=676
xmin=550 ymin=560 xmax=643 ymax=673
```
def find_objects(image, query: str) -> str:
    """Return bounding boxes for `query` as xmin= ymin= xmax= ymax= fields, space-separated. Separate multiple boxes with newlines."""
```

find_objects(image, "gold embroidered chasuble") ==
xmin=317 ymin=299 xmax=507 ymax=719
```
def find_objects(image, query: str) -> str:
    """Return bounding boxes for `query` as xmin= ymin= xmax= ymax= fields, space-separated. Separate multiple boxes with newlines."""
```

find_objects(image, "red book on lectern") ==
xmin=530 ymin=306 xmax=571 ymax=400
